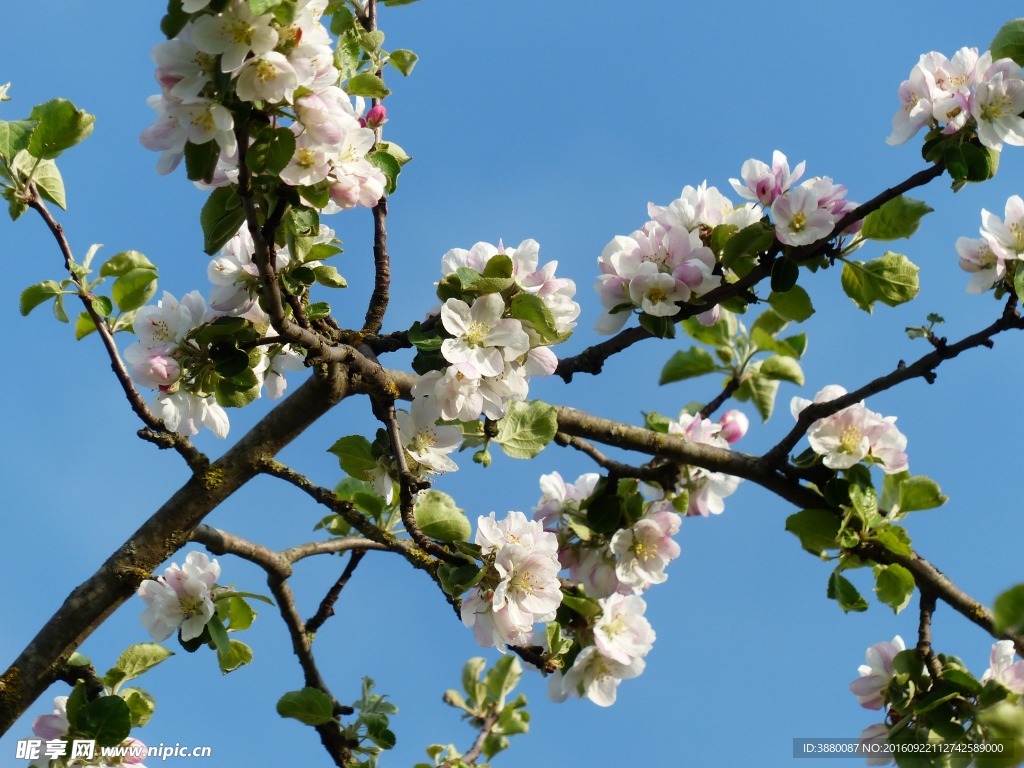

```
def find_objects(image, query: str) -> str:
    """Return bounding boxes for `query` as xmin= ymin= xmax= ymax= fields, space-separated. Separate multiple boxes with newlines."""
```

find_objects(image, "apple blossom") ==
xmin=533 ymin=471 xmax=600 ymax=528
xmin=441 ymin=294 xmax=531 ymax=377
xmin=956 ymin=235 xmax=1005 ymax=293
xmin=981 ymin=194 xmax=1024 ymax=261
xmin=771 ymin=184 xmax=835 ymax=246
xmin=609 ymin=505 xmax=681 ymax=591
xmin=555 ymin=645 xmax=645 ymax=707
xmin=396 ymin=400 xmax=462 ymax=475
xmin=849 ymin=635 xmax=905 ymax=710
xmin=191 ymin=2 xmax=279 ymax=74
xmin=981 ymin=640 xmax=1024 ymax=694
xmin=138 ymin=551 xmax=221 ymax=642
xmin=234 ymin=52 xmax=299 ymax=104
xmin=729 ymin=150 xmax=806 ymax=206
xmin=593 ymin=593 xmax=655 ymax=665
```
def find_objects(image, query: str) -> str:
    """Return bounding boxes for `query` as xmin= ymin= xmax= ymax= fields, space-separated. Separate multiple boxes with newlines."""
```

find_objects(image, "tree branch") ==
xmin=26 ymin=189 xmax=206 ymax=470
xmin=305 ymin=549 xmax=367 ymax=635
xmin=0 ymin=365 xmax=352 ymax=734
xmin=764 ymin=296 xmax=1024 ymax=465
xmin=362 ymin=194 xmax=390 ymax=333
xmin=916 ymin=590 xmax=943 ymax=680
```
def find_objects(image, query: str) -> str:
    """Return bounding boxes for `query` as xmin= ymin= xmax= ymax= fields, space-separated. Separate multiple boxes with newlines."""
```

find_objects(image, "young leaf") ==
xmin=494 ymin=401 xmax=558 ymax=459
xmin=347 ymin=73 xmax=390 ymax=98
xmin=874 ymin=563 xmax=915 ymax=614
xmin=276 ymin=688 xmax=336 ymax=726
xmin=27 ymin=99 xmax=95 ymax=159
xmin=785 ymin=509 xmax=841 ymax=556
xmin=413 ymin=489 xmax=471 ymax=542
xmin=827 ymin=571 xmax=869 ymax=613
xmin=328 ymin=435 xmax=377 ymax=481
xmin=860 ymin=196 xmax=934 ymax=241
xmin=78 ymin=696 xmax=132 ymax=748
xmin=20 ymin=280 xmax=62 ymax=316
xmin=201 ymin=186 xmax=247 ymax=256
xmin=840 ymin=252 xmax=920 ymax=313
xmin=758 ymin=355 xmax=804 ymax=385
xmin=218 ymin=639 xmax=254 ymax=674
xmin=767 ymin=285 xmax=814 ymax=322
xmin=389 ymin=49 xmax=419 ymax=76
xmin=991 ymin=19 xmax=1024 ymax=67
xmin=103 ymin=643 xmax=174 ymax=691
xmin=659 ymin=347 xmax=718 ymax=384
xmin=993 ymin=584 xmax=1024 ymax=635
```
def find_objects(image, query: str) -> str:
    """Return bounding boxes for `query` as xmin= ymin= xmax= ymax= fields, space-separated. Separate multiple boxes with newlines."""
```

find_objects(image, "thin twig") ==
xmin=363 ymin=195 xmax=390 ymax=333
xmin=764 ymin=296 xmax=1024 ymax=465
xmin=26 ymin=189 xmax=206 ymax=470
xmin=554 ymin=432 xmax=680 ymax=488
xmin=305 ymin=549 xmax=367 ymax=635
xmin=699 ymin=376 xmax=741 ymax=419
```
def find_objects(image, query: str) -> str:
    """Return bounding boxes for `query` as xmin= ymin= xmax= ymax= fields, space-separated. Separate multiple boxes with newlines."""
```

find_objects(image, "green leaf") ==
xmin=785 ymin=509 xmax=840 ymax=556
xmin=767 ymin=285 xmax=814 ymax=322
xmin=389 ymin=49 xmax=419 ymax=76
xmin=250 ymin=0 xmax=283 ymax=13
xmin=120 ymin=687 xmax=155 ymax=728
xmin=770 ymin=256 xmax=799 ymax=293
xmin=218 ymin=639 xmax=254 ymax=674
xmin=758 ymin=355 xmax=804 ymax=385
xmin=161 ymin=0 xmax=190 ymax=38
xmin=827 ymin=571 xmax=869 ymax=613
xmin=329 ymin=5 xmax=355 ymax=35
xmin=20 ymin=280 xmax=62 ymax=316
xmin=32 ymin=159 xmax=66 ymax=209
xmin=509 ymin=293 xmax=570 ymax=345
xmin=840 ymin=252 xmax=920 ymax=313
xmin=638 ymin=311 xmax=675 ymax=339
xmin=413 ymin=490 xmax=471 ymax=543
xmin=733 ymin=371 xmax=779 ymax=421
xmin=78 ymin=696 xmax=132 ymax=748
xmin=881 ymin=472 xmax=948 ymax=516
xmin=328 ymin=435 xmax=377 ymax=481
xmin=218 ymin=594 xmax=256 ymax=631
xmin=860 ymin=196 xmax=934 ymax=241
xmin=494 ymin=401 xmax=558 ymax=459
xmin=992 ymin=19 xmax=1024 ymax=67
xmin=368 ymin=149 xmax=401 ymax=194
xmin=103 ymin=643 xmax=174 ymax=691
xmin=184 ymin=138 xmax=220 ymax=184
xmin=993 ymin=584 xmax=1024 ymax=635
xmin=408 ymin=321 xmax=443 ymax=352
xmin=247 ymin=127 xmax=295 ymax=177
xmin=313 ymin=264 xmax=347 ymax=288
xmin=214 ymin=377 xmax=261 ymax=408
xmin=201 ymin=186 xmax=247 ymax=256
xmin=112 ymin=268 xmax=158 ymax=312
xmin=347 ymin=73 xmax=390 ymax=98
xmin=276 ymin=687 xmax=336 ymax=726
xmin=462 ymin=657 xmax=487 ymax=707
xmin=874 ymin=563 xmax=915 ymax=614
xmin=0 ymin=119 xmax=37 ymax=162
xmin=871 ymin=526 xmax=913 ymax=558
xmin=101 ymin=250 xmax=156 ymax=277
xmin=484 ymin=655 xmax=522 ymax=708
xmin=659 ymin=347 xmax=718 ymax=384
xmin=376 ymin=141 xmax=411 ymax=167
xmin=721 ymin=220 xmax=775 ymax=269
xmin=27 ymin=99 xmax=94 ymax=159
xmin=437 ymin=563 xmax=482 ymax=597
xmin=205 ymin=614 xmax=231 ymax=654
xmin=682 ymin=310 xmax=737 ymax=347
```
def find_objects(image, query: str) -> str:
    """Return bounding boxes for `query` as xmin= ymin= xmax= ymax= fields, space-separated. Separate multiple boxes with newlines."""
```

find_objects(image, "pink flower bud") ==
xmin=361 ymin=104 xmax=387 ymax=129
xmin=718 ymin=409 xmax=749 ymax=444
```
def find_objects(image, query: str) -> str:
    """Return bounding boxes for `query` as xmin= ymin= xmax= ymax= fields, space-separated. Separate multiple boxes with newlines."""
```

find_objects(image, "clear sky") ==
xmin=2 ymin=1 xmax=1024 ymax=766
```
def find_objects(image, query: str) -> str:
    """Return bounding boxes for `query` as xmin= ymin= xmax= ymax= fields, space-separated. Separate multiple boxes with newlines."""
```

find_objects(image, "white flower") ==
xmin=981 ymin=640 xmax=1024 ymax=694
xmin=397 ymin=399 xmax=462 ymax=474
xmin=849 ymin=635 xmax=905 ymax=709
xmin=138 ymin=552 xmax=221 ymax=642
xmin=155 ymin=391 xmax=230 ymax=438
xmin=556 ymin=645 xmax=645 ymax=707
xmin=476 ymin=510 xmax=556 ymax=556
xmin=981 ymin=195 xmax=1024 ymax=261
xmin=610 ymin=506 xmax=681 ymax=591
xmin=533 ymin=471 xmax=600 ymax=528
xmin=593 ymin=594 xmax=656 ymax=665
xmin=440 ymin=294 xmax=530 ymax=376
xmin=956 ymin=236 xmax=1005 ymax=294
xmin=191 ymin=2 xmax=279 ymax=74
xmin=235 ymin=52 xmax=299 ymax=104
xmin=771 ymin=185 xmax=835 ymax=246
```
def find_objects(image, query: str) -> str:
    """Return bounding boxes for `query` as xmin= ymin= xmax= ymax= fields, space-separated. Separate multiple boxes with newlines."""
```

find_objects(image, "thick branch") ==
xmin=916 ymin=590 xmax=943 ymax=680
xmin=0 ymin=366 xmax=352 ymax=734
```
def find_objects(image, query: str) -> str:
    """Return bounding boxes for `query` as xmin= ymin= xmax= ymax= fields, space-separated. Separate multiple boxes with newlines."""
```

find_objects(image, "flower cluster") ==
xmin=137 ymin=551 xmax=221 ymax=643
xmin=731 ymin=151 xmax=860 ymax=246
xmin=595 ymin=182 xmax=752 ymax=333
xmin=125 ymin=290 xmax=230 ymax=437
xmin=551 ymin=593 xmax=656 ymax=707
xmin=527 ymin=412 xmax=744 ymax=707
xmin=596 ymin=156 xmax=859 ymax=334
xmin=957 ymin=194 xmax=1024 ymax=293
xmin=141 ymin=0 xmax=385 ymax=210
xmin=124 ymin=285 xmax=303 ymax=438
xmin=852 ymin=637 xmax=1024 ymax=764
xmin=460 ymin=511 xmax=563 ymax=651
xmin=888 ymin=47 xmax=1024 ymax=151
xmin=791 ymin=385 xmax=908 ymax=474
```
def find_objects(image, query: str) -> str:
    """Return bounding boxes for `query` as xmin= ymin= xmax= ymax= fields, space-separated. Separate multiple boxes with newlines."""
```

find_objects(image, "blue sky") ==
xmin=2 ymin=1 xmax=1024 ymax=766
